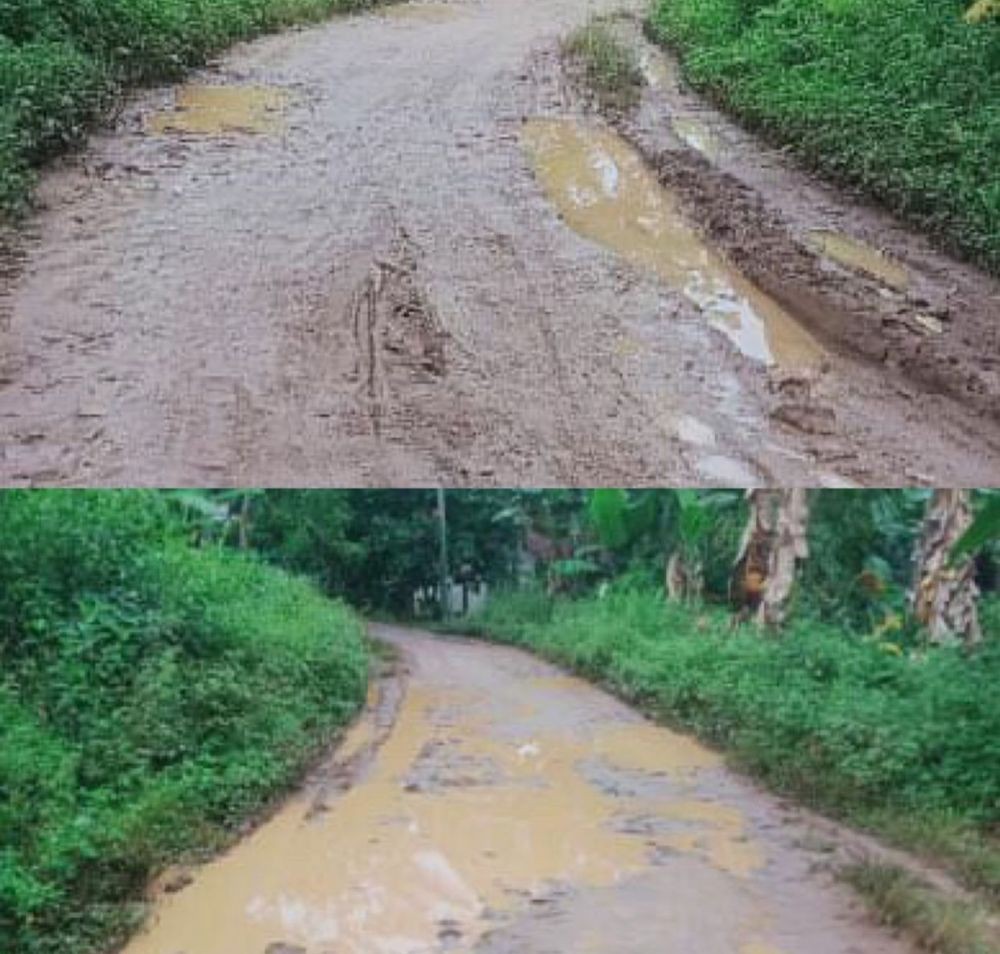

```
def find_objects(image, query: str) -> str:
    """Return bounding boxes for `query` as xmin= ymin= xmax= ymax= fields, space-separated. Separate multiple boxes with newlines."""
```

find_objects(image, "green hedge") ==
xmin=0 ymin=492 xmax=369 ymax=954
xmin=466 ymin=587 xmax=1000 ymax=895
xmin=649 ymin=0 xmax=1000 ymax=273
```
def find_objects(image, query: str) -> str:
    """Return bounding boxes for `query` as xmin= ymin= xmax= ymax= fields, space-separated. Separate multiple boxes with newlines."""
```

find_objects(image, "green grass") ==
xmin=841 ymin=862 xmax=999 ymax=954
xmin=0 ymin=491 xmax=370 ymax=954
xmin=563 ymin=16 xmax=644 ymax=110
xmin=462 ymin=586 xmax=1000 ymax=900
xmin=0 ymin=0 xmax=375 ymax=214
xmin=647 ymin=0 xmax=1000 ymax=274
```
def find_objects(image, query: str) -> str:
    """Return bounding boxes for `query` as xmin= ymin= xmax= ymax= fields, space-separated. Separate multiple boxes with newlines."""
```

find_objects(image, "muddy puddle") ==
xmin=522 ymin=118 xmax=822 ymax=368
xmin=121 ymin=665 xmax=763 ymax=953
xmin=808 ymin=230 xmax=908 ymax=290
xmin=150 ymin=85 xmax=289 ymax=135
xmin=380 ymin=2 xmax=465 ymax=21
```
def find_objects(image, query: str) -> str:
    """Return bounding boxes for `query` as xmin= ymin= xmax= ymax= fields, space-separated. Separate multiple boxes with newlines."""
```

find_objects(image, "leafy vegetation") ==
xmin=0 ymin=491 xmax=368 ymax=954
xmin=460 ymin=586 xmax=1000 ymax=900
xmin=647 ymin=0 xmax=1000 ymax=273
xmin=0 ymin=0 xmax=374 ymax=214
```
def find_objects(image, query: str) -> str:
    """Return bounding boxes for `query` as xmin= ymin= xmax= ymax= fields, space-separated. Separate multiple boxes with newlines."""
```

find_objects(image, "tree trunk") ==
xmin=911 ymin=490 xmax=981 ymax=646
xmin=731 ymin=489 xmax=809 ymax=627
xmin=761 ymin=489 xmax=809 ymax=626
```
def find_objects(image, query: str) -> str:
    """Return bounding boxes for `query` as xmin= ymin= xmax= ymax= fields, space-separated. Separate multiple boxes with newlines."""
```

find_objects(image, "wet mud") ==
xmin=2 ymin=0 xmax=1000 ymax=485
xmin=120 ymin=626 xmax=917 ymax=954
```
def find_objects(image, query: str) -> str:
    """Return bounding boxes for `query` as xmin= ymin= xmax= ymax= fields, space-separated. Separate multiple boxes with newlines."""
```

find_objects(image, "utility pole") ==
xmin=437 ymin=488 xmax=450 ymax=620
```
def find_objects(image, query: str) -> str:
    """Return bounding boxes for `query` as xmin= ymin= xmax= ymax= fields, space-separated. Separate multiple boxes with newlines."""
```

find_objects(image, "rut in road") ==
xmin=2 ymin=0 xmax=1000 ymax=486
xmin=120 ymin=625 xmax=917 ymax=954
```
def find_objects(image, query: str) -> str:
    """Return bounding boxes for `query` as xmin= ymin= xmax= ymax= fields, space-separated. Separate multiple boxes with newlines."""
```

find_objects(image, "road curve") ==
xmin=117 ymin=624 xmax=915 ymax=954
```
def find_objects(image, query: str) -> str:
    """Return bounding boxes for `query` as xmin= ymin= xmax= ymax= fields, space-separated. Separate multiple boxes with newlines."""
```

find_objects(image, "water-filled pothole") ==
xmin=808 ymin=230 xmax=908 ymax=290
xmin=521 ymin=118 xmax=822 ymax=368
xmin=150 ymin=85 xmax=289 ymax=135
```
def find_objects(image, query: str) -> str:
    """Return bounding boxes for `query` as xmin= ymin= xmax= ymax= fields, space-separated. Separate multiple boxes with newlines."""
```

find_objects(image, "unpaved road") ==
xmin=2 ymin=0 xmax=1000 ymax=486
xmin=118 ymin=624 xmax=918 ymax=954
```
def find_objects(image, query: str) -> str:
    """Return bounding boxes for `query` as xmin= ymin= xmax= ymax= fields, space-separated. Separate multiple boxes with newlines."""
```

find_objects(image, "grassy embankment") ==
xmin=0 ymin=0 xmax=375 ymax=214
xmin=0 ymin=492 xmax=369 ymax=954
xmin=460 ymin=587 xmax=1000 ymax=954
xmin=645 ymin=0 xmax=1000 ymax=274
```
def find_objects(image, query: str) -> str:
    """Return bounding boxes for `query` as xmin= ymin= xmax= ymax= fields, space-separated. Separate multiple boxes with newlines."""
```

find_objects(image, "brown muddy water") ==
xmin=149 ymin=85 xmax=289 ymax=135
xmin=521 ymin=118 xmax=822 ymax=368
xmin=119 ymin=626 xmax=914 ymax=954
xmin=808 ymin=230 xmax=908 ymax=290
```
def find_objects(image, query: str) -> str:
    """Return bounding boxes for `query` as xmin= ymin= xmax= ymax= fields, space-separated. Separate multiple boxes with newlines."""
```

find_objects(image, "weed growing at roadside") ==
xmin=563 ymin=16 xmax=643 ymax=110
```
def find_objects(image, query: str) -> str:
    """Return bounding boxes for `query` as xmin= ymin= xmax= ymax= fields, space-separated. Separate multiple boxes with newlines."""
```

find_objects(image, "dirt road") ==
xmin=2 ymin=0 xmax=1000 ymax=485
xmin=118 ymin=624 xmax=918 ymax=954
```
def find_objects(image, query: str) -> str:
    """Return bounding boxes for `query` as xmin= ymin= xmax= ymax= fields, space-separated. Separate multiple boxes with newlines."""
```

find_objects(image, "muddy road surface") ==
xmin=2 ymin=0 xmax=1000 ymax=485
xmin=118 ymin=624 xmax=918 ymax=954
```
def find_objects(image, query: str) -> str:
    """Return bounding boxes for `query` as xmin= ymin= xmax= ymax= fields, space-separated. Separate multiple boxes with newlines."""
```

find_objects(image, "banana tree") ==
xmin=911 ymin=490 xmax=984 ymax=646
xmin=587 ymin=489 xmax=720 ymax=601
xmin=732 ymin=489 xmax=810 ymax=627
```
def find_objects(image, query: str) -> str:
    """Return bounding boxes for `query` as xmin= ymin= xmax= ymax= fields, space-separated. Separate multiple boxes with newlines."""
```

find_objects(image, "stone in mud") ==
xmin=771 ymin=402 xmax=837 ymax=436
xmin=162 ymin=870 xmax=194 ymax=894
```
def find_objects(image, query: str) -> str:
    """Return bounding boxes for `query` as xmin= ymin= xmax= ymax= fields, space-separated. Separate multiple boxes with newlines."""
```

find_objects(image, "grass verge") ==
xmin=646 ymin=0 xmax=1000 ymax=274
xmin=841 ymin=861 xmax=999 ymax=954
xmin=0 ymin=0 xmax=376 ymax=215
xmin=0 ymin=491 xmax=370 ymax=954
xmin=455 ymin=587 xmax=1000 ymax=903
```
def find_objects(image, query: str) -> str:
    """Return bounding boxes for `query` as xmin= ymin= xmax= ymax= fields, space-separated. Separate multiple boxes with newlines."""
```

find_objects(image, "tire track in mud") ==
xmin=348 ymin=228 xmax=448 ymax=440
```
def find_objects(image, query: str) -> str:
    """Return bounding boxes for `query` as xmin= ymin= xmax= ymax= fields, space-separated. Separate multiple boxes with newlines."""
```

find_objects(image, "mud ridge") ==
xmin=307 ymin=645 xmax=410 ymax=817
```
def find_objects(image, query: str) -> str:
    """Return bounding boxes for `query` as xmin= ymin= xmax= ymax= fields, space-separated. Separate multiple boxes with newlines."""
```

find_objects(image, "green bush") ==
xmin=0 ymin=0 xmax=370 ymax=213
xmin=469 ymin=587 xmax=1000 ymax=896
xmin=649 ymin=0 xmax=1000 ymax=273
xmin=0 ymin=491 xmax=369 ymax=954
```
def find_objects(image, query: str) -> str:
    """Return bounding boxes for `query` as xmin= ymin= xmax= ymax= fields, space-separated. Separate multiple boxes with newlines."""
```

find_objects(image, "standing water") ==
xmin=521 ymin=119 xmax=823 ymax=368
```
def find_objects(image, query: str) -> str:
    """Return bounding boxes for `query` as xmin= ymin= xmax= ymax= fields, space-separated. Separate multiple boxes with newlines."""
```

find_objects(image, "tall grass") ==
xmin=648 ymin=0 xmax=1000 ymax=273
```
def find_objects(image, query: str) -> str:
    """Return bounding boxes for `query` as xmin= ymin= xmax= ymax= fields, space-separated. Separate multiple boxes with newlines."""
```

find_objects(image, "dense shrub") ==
xmin=649 ymin=0 xmax=1000 ymax=273
xmin=0 ymin=492 xmax=369 ymax=954
xmin=467 ymin=586 xmax=1000 ymax=894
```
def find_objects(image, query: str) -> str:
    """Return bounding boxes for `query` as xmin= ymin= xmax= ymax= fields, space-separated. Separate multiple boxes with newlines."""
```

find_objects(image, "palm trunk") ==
xmin=911 ymin=490 xmax=981 ymax=646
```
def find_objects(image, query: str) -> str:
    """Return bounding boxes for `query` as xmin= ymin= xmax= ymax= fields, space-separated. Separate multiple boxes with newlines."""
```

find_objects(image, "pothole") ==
xmin=808 ymin=229 xmax=908 ymax=290
xmin=149 ymin=85 xmax=289 ymax=135
xmin=521 ymin=118 xmax=823 ymax=369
